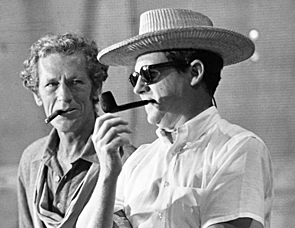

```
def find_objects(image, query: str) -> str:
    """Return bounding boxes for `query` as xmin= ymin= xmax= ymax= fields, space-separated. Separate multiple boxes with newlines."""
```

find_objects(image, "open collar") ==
xmin=156 ymin=106 xmax=220 ymax=154
xmin=32 ymin=128 xmax=99 ymax=164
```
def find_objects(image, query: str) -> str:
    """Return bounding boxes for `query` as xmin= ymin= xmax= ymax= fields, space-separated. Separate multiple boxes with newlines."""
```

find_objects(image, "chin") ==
xmin=146 ymin=111 xmax=161 ymax=126
xmin=152 ymin=114 xmax=179 ymax=131
xmin=146 ymin=116 xmax=157 ymax=126
xmin=54 ymin=123 xmax=76 ymax=133
xmin=52 ymin=118 xmax=78 ymax=131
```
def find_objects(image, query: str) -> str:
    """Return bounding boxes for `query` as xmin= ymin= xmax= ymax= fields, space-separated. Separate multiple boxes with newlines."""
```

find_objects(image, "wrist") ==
xmin=99 ymin=169 xmax=121 ymax=182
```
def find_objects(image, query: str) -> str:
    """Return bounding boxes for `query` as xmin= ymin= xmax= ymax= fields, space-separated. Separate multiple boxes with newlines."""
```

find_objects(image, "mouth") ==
xmin=44 ymin=108 xmax=78 ymax=124
xmin=145 ymin=100 xmax=159 ymax=110
xmin=58 ymin=108 xmax=77 ymax=115
xmin=45 ymin=109 xmax=67 ymax=124
xmin=148 ymin=99 xmax=158 ymax=105
xmin=63 ymin=108 xmax=76 ymax=114
xmin=143 ymin=97 xmax=157 ymax=104
xmin=146 ymin=99 xmax=157 ymax=105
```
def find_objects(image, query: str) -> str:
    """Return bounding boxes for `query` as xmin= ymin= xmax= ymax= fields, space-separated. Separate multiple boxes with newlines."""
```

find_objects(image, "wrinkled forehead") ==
xmin=41 ymin=51 xmax=86 ymax=64
xmin=37 ymin=52 xmax=88 ymax=79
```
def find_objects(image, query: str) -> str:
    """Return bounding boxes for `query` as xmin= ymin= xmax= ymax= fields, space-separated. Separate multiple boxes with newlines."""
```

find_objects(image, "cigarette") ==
xmin=45 ymin=110 xmax=65 ymax=124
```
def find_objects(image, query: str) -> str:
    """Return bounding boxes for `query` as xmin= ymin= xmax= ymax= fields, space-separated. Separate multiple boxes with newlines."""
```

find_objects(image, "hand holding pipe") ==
xmin=100 ymin=91 xmax=155 ymax=113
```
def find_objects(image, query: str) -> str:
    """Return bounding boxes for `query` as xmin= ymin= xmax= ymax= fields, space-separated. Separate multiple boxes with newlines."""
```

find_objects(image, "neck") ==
xmin=56 ymin=114 xmax=95 ymax=167
xmin=58 ymin=131 xmax=91 ymax=152
xmin=159 ymin=89 xmax=213 ymax=132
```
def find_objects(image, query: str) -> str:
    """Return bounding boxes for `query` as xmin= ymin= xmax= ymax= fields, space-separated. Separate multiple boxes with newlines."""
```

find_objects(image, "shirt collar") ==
xmin=33 ymin=128 xmax=99 ymax=164
xmin=156 ymin=106 xmax=220 ymax=154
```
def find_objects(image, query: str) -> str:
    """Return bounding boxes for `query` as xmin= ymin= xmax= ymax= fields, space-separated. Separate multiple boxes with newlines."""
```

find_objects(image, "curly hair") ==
xmin=20 ymin=33 xmax=109 ymax=106
xmin=163 ymin=49 xmax=223 ymax=97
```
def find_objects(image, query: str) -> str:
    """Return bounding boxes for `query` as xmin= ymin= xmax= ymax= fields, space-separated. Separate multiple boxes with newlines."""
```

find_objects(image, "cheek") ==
xmin=80 ymin=93 xmax=95 ymax=111
xmin=73 ymin=85 xmax=93 ymax=100
xmin=156 ymin=74 xmax=185 ymax=97
xmin=153 ymin=80 xmax=175 ymax=97
xmin=37 ymin=92 xmax=52 ymax=107
xmin=156 ymin=84 xmax=180 ymax=101
xmin=73 ymin=92 xmax=93 ymax=106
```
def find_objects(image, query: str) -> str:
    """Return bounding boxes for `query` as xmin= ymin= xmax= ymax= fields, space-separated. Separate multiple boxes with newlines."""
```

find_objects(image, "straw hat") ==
xmin=97 ymin=8 xmax=255 ymax=66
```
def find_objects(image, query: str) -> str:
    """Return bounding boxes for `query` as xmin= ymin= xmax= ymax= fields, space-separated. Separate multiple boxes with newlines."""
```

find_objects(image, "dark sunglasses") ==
xmin=129 ymin=62 xmax=190 ymax=87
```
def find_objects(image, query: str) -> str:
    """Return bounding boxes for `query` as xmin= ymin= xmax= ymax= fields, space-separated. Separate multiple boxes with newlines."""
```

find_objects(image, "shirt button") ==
xmin=54 ymin=175 xmax=61 ymax=182
xmin=158 ymin=212 xmax=163 ymax=220
xmin=164 ymin=181 xmax=169 ymax=187
xmin=57 ymin=203 xmax=62 ymax=209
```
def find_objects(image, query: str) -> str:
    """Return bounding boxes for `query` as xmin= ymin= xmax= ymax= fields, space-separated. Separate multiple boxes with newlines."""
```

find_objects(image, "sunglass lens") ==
xmin=129 ymin=72 xmax=139 ymax=87
xmin=140 ymin=67 xmax=150 ymax=85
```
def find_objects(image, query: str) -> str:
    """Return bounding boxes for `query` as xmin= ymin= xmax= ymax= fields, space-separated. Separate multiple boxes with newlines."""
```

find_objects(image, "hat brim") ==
xmin=98 ymin=27 xmax=255 ymax=66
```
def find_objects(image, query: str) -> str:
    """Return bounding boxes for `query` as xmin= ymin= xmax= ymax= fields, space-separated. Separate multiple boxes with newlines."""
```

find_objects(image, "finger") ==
xmin=101 ymin=136 xmax=130 ymax=155
xmin=103 ymin=125 xmax=132 ymax=144
xmin=95 ymin=137 xmax=130 ymax=178
xmin=93 ymin=115 xmax=131 ymax=140
xmin=94 ymin=114 xmax=127 ymax=135
xmin=92 ymin=135 xmax=130 ymax=164
xmin=93 ymin=113 xmax=119 ymax=134
xmin=92 ymin=125 xmax=132 ymax=146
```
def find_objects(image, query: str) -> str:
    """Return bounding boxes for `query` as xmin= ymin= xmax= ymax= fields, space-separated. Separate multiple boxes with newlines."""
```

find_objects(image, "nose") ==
xmin=57 ymin=82 xmax=73 ymax=103
xmin=133 ymin=75 xmax=150 ymax=95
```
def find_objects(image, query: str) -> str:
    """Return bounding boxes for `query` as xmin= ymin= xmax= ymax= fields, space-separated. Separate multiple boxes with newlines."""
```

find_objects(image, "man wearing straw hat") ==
xmin=84 ymin=8 xmax=274 ymax=228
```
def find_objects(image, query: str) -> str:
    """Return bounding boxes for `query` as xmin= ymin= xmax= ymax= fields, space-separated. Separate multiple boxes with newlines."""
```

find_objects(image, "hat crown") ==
xmin=139 ymin=8 xmax=213 ymax=35
xmin=98 ymin=8 xmax=255 ymax=67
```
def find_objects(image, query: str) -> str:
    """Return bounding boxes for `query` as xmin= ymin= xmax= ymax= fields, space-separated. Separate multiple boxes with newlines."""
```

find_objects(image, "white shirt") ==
xmin=115 ymin=107 xmax=273 ymax=228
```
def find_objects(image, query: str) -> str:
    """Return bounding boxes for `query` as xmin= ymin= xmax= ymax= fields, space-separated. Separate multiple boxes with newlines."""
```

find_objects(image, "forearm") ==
xmin=79 ymin=114 xmax=132 ymax=227
xmin=76 ymin=173 xmax=118 ymax=228
xmin=207 ymin=218 xmax=257 ymax=228
xmin=208 ymin=224 xmax=237 ymax=228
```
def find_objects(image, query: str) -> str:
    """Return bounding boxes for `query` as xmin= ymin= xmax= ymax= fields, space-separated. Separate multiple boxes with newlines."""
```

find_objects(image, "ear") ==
xmin=33 ymin=93 xmax=43 ymax=106
xmin=190 ymin=59 xmax=204 ymax=87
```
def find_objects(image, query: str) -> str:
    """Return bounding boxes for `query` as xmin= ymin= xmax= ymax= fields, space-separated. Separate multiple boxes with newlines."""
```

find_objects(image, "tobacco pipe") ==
xmin=100 ymin=91 xmax=155 ymax=113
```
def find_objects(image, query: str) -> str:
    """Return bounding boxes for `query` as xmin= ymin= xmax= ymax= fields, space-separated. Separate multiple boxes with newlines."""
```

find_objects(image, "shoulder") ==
xmin=18 ymin=136 xmax=49 ymax=180
xmin=215 ymin=117 xmax=268 ymax=150
xmin=211 ymin=118 xmax=272 ymax=186
xmin=20 ymin=136 xmax=49 ymax=163
xmin=210 ymin=117 xmax=271 ymax=170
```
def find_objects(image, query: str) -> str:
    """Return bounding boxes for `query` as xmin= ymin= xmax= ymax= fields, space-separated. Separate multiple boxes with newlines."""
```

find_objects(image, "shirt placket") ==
xmin=49 ymin=167 xmax=70 ymax=215
xmin=154 ymin=148 xmax=179 ymax=227
xmin=47 ymin=160 xmax=91 ymax=216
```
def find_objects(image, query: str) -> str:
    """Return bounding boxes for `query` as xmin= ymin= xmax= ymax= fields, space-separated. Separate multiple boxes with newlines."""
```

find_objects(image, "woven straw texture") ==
xmin=98 ymin=8 xmax=255 ymax=66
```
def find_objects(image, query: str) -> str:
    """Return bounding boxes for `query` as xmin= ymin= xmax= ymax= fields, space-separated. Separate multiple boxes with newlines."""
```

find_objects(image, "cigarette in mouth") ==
xmin=45 ymin=110 xmax=65 ymax=124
